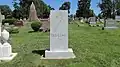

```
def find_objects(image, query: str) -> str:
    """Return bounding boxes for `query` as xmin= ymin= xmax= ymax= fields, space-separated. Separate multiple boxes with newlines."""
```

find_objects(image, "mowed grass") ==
xmin=0 ymin=21 xmax=120 ymax=67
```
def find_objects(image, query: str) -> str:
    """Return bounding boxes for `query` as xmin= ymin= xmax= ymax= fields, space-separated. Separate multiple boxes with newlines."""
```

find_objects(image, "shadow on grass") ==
xmin=32 ymin=49 xmax=50 ymax=57
xmin=32 ymin=50 xmax=45 ymax=57
xmin=28 ymin=31 xmax=36 ymax=33
xmin=10 ymin=32 xmax=19 ymax=34
xmin=28 ymin=29 xmax=44 ymax=33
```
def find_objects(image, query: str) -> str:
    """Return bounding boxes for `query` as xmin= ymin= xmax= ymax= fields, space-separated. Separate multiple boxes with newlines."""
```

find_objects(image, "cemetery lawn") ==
xmin=0 ymin=22 xmax=120 ymax=67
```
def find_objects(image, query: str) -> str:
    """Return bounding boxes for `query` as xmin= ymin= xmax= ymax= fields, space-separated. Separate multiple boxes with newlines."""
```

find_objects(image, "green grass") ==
xmin=0 ymin=21 xmax=120 ymax=67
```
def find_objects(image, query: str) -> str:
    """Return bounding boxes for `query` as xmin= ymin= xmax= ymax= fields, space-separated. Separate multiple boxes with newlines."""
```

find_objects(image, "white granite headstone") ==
xmin=2 ymin=43 xmax=12 ymax=57
xmin=45 ymin=10 xmax=75 ymax=59
xmin=50 ymin=11 xmax=68 ymax=51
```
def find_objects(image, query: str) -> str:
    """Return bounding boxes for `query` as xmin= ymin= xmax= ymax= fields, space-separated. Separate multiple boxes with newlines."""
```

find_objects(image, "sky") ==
xmin=0 ymin=0 xmax=101 ymax=15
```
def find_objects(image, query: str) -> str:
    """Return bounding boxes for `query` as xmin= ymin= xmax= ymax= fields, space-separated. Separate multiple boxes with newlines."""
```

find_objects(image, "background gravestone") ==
xmin=45 ymin=10 xmax=75 ymax=59
xmin=89 ymin=17 xmax=96 ymax=26
xmin=104 ymin=19 xmax=118 ymax=29
xmin=115 ymin=16 xmax=120 ymax=21
xmin=100 ymin=19 xmax=104 ymax=23
xmin=1 ymin=15 xmax=5 ymax=20
xmin=0 ymin=10 xmax=2 ymax=23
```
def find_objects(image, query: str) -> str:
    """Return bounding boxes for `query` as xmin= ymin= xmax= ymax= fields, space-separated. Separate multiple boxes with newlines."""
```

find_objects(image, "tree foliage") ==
xmin=0 ymin=5 xmax=12 ymax=18
xmin=98 ymin=0 xmax=113 ymax=19
xmin=19 ymin=0 xmax=54 ymax=19
xmin=12 ymin=0 xmax=54 ymax=19
xmin=98 ymin=13 xmax=103 ymax=19
xmin=115 ymin=0 xmax=120 ymax=15
xmin=59 ymin=1 xmax=71 ymax=14
xmin=76 ymin=0 xmax=92 ymax=18
xmin=12 ymin=0 xmax=22 ymax=19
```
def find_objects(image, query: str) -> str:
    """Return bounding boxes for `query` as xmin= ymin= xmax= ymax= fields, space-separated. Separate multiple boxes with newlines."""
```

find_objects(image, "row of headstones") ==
xmin=88 ymin=17 xmax=118 ymax=29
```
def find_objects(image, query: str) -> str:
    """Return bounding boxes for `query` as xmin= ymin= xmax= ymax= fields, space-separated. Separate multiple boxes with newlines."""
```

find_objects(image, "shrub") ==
xmin=10 ymin=27 xmax=19 ymax=33
xmin=31 ymin=21 xmax=42 ymax=32
xmin=4 ymin=26 xmax=19 ymax=34
xmin=2 ymin=19 xmax=17 ymax=25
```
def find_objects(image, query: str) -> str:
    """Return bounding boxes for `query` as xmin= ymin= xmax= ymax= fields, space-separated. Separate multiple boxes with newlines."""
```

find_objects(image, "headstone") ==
xmin=0 ymin=10 xmax=5 ymax=24
xmin=0 ymin=10 xmax=2 ymax=23
xmin=89 ymin=17 xmax=96 ymax=26
xmin=115 ymin=16 xmax=120 ymax=21
xmin=100 ymin=19 xmax=104 ymax=22
xmin=28 ymin=2 xmax=39 ymax=21
xmin=20 ymin=19 xmax=22 ymax=21
xmin=104 ymin=19 xmax=118 ymax=29
xmin=4 ymin=23 xmax=9 ymax=27
xmin=80 ymin=17 xmax=84 ymax=23
xmin=0 ymin=20 xmax=17 ymax=61
xmin=97 ymin=18 xmax=100 ymax=22
xmin=23 ymin=18 xmax=26 ymax=21
xmin=45 ymin=10 xmax=75 ymax=59
xmin=1 ymin=15 xmax=5 ymax=20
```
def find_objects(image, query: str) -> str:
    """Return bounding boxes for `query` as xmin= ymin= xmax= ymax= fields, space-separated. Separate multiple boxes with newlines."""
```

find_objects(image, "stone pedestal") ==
xmin=45 ymin=10 xmax=75 ymax=59
xmin=0 ymin=53 xmax=17 ymax=61
xmin=45 ymin=48 xmax=75 ymax=59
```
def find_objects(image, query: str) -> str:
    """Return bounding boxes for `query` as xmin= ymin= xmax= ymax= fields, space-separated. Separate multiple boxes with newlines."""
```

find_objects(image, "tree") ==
xmin=0 ymin=5 xmax=12 ymax=18
xmin=115 ymin=0 xmax=120 ymax=15
xmin=98 ymin=0 xmax=113 ymax=19
xmin=76 ymin=0 xmax=91 ymax=18
xmin=98 ymin=13 xmax=103 ymax=19
xmin=12 ymin=7 xmax=22 ymax=19
xmin=42 ymin=5 xmax=54 ymax=18
xmin=59 ymin=1 xmax=71 ymax=14
xmin=13 ymin=0 xmax=19 ymax=10
xmin=18 ymin=0 xmax=54 ymax=18
xmin=12 ymin=0 xmax=22 ymax=19
xmin=89 ymin=9 xmax=95 ymax=17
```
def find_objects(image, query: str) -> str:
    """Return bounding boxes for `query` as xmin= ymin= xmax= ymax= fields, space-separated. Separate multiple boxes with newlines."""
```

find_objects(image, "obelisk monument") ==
xmin=28 ymin=2 xmax=39 ymax=21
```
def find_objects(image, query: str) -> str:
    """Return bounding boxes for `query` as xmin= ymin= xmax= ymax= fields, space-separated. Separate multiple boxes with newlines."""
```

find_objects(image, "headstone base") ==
xmin=104 ymin=27 xmax=118 ymax=29
xmin=0 ymin=53 xmax=17 ymax=62
xmin=44 ymin=48 xmax=75 ymax=59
